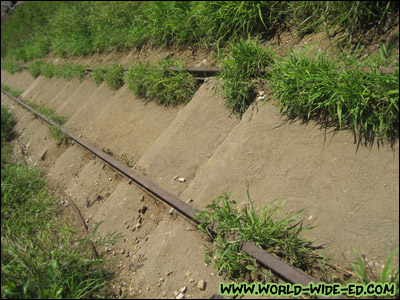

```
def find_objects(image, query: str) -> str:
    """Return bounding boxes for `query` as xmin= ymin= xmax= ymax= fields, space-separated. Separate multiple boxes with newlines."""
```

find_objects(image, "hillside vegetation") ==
xmin=1 ymin=1 xmax=399 ymax=142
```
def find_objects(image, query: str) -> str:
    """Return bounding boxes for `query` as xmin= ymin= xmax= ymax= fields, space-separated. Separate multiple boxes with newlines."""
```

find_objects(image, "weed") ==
xmin=103 ymin=64 xmax=125 ymax=90
xmin=268 ymin=46 xmax=399 ymax=143
xmin=28 ymin=102 xmax=68 ymax=126
xmin=26 ymin=102 xmax=69 ymax=144
xmin=1 ymin=105 xmax=15 ymax=143
xmin=219 ymin=38 xmax=275 ymax=115
xmin=40 ymin=62 xmax=56 ymax=79
xmin=50 ymin=125 xmax=69 ymax=145
xmin=124 ymin=60 xmax=198 ymax=106
xmin=91 ymin=66 xmax=107 ymax=86
xmin=54 ymin=63 xmax=86 ymax=82
xmin=195 ymin=191 xmax=314 ymax=280
xmin=1 ymin=83 xmax=23 ymax=98
xmin=347 ymin=248 xmax=399 ymax=298
xmin=27 ymin=60 xmax=44 ymax=78
xmin=1 ymin=61 xmax=23 ymax=74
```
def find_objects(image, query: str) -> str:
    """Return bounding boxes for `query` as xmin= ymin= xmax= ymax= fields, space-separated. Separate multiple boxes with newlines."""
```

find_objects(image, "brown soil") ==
xmin=1 ymin=25 xmax=399 ymax=298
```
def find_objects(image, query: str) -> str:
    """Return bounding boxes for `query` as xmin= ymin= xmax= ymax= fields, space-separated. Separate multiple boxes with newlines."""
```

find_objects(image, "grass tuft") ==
xmin=195 ymin=191 xmax=315 ymax=280
xmin=27 ymin=60 xmax=44 ymax=78
xmin=219 ymin=38 xmax=275 ymax=115
xmin=268 ymin=46 xmax=399 ymax=142
xmin=91 ymin=66 xmax=107 ymax=85
xmin=1 ymin=61 xmax=23 ymax=74
xmin=103 ymin=64 xmax=125 ymax=90
xmin=124 ymin=59 xmax=199 ymax=106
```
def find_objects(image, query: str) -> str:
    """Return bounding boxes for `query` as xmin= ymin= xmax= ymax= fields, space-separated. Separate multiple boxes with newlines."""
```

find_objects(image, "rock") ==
xmin=159 ymin=277 xmax=165 ymax=283
xmin=40 ymin=149 xmax=48 ymax=161
xmin=198 ymin=279 xmax=206 ymax=291
xmin=135 ymin=223 xmax=141 ymax=229
xmin=189 ymin=278 xmax=195 ymax=283
xmin=185 ymin=271 xmax=191 ymax=277
xmin=169 ymin=208 xmax=174 ymax=215
xmin=174 ymin=291 xmax=179 ymax=297
xmin=176 ymin=293 xmax=185 ymax=299
xmin=178 ymin=177 xmax=186 ymax=183
xmin=180 ymin=286 xmax=187 ymax=294
xmin=139 ymin=195 xmax=144 ymax=202
xmin=166 ymin=270 xmax=173 ymax=276
xmin=139 ymin=206 xmax=148 ymax=215
xmin=120 ymin=249 xmax=125 ymax=255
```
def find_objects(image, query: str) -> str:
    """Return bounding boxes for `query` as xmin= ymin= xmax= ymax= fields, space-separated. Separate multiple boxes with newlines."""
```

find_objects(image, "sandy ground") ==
xmin=1 ymin=40 xmax=399 ymax=299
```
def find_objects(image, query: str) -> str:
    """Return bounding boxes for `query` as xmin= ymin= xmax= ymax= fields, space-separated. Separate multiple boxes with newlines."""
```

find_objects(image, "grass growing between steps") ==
xmin=124 ymin=59 xmax=199 ymax=106
xmin=1 ymin=105 xmax=118 ymax=299
xmin=1 ymin=84 xmax=23 ymax=98
xmin=268 ymin=46 xmax=399 ymax=143
xmin=195 ymin=191 xmax=316 ymax=281
xmin=27 ymin=101 xmax=70 ymax=145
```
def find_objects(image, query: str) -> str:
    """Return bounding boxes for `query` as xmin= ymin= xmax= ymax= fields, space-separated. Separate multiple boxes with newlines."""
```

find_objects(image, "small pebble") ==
xmin=176 ymin=293 xmax=185 ymax=299
xmin=180 ymin=286 xmax=187 ymax=294
xmin=198 ymin=279 xmax=206 ymax=291
xmin=169 ymin=208 xmax=174 ymax=214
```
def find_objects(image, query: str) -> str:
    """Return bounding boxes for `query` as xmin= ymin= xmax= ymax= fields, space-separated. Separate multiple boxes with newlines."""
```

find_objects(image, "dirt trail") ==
xmin=2 ymin=62 xmax=399 ymax=298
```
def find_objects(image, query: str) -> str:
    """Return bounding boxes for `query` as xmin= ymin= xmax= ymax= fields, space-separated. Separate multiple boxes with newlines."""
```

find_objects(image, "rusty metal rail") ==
xmin=2 ymin=88 xmax=346 ymax=299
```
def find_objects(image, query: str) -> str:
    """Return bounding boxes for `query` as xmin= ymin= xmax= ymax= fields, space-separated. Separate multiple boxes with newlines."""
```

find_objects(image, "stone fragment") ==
xmin=198 ymin=279 xmax=206 ymax=291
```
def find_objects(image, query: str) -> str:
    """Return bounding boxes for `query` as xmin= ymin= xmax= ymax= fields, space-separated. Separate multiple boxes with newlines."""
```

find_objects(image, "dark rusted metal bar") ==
xmin=2 ymin=89 xmax=346 ymax=299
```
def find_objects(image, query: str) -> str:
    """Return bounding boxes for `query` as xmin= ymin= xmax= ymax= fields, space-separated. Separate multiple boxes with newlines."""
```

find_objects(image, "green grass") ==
xmin=1 ymin=104 xmax=118 ymax=299
xmin=347 ymin=248 xmax=399 ymax=298
xmin=1 ymin=61 xmax=23 ymax=74
xmin=195 ymin=191 xmax=315 ymax=281
xmin=27 ymin=102 xmax=69 ymax=144
xmin=124 ymin=60 xmax=199 ymax=106
xmin=268 ymin=46 xmax=399 ymax=143
xmin=1 ymin=105 xmax=15 ymax=144
xmin=91 ymin=66 xmax=107 ymax=86
xmin=2 ymin=2 xmax=397 ymax=60
xmin=1 ymin=83 xmax=23 ymax=98
xmin=103 ymin=64 xmax=125 ymax=90
xmin=54 ymin=63 xmax=87 ymax=82
xmin=27 ymin=60 xmax=44 ymax=78
xmin=40 ymin=62 xmax=56 ymax=79
xmin=219 ymin=38 xmax=275 ymax=115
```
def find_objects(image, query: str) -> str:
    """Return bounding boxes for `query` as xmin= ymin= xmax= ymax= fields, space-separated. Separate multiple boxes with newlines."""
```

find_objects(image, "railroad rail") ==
xmin=1 ymin=88 xmax=346 ymax=299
